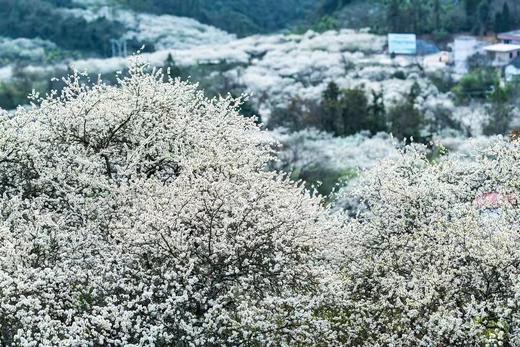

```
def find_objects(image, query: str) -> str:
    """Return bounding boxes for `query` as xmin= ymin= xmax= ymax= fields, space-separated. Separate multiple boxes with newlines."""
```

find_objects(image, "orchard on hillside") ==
xmin=2 ymin=57 xmax=520 ymax=346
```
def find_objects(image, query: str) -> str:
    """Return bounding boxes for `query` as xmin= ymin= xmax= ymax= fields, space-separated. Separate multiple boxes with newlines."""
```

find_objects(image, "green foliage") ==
xmin=429 ymin=104 xmax=463 ymax=134
xmin=386 ymin=0 xmax=436 ymax=34
xmin=367 ymin=89 xmax=387 ymax=133
xmin=235 ymin=97 xmax=261 ymax=123
xmin=467 ymin=53 xmax=493 ymax=72
xmin=0 ymin=82 xmax=30 ymax=110
xmin=477 ymin=0 xmax=491 ymax=34
xmin=483 ymin=102 xmax=512 ymax=135
xmin=451 ymin=69 xmax=514 ymax=135
xmin=118 ymin=0 xmax=318 ymax=36
xmin=291 ymin=165 xmax=358 ymax=197
xmin=494 ymin=2 xmax=512 ymax=33
xmin=387 ymin=102 xmax=423 ymax=141
xmin=427 ymin=144 xmax=448 ymax=163
xmin=322 ymin=82 xmax=388 ymax=136
xmin=0 ymin=0 xmax=149 ymax=57
xmin=383 ymin=0 xmax=518 ymax=38
xmin=310 ymin=16 xmax=340 ymax=33
xmin=387 ymin=83 xmax=424 ymax=142
xmin=483 ymin=81 xmax=513 ymax=135
xmin=391 ymin=70 xmax=406 ymax=80
xmin=269 ymin=82 xmax=389 ymax=137
xmin=269 ymin=97 xmax=323 ymax=131
xmin=162 ymin=54 xmax=183 ymax=80
xmin=428 ymin=71 xmax=456 ymax=93
xmin=0 ymin=68 xmax=48 ymax=110
xmin=464 ymin=0 xmax=480 ymax=16
xmin=452 ymin=68 xmax=499 ymax=104
xmin=338 ymin=88 xmax=371 ymax=135
xmin=317 ymin=0 xmax=354 ymax=15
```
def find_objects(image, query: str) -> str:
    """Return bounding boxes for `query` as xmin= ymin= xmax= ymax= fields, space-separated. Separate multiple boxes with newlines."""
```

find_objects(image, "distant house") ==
xmin=451 ymin=36 xmax=487 ymax=75
xmin=498 ymin=30 xmax=520 ymax=44
xmin=483 ymin=43 xmax=520 ymax=66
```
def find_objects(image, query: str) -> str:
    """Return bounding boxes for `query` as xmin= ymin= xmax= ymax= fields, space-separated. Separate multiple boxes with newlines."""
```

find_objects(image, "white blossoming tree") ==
xmin=0 ymin=62 xmax=344 ymax=346
xmin=339 ymin=141 xmax=520 ymax=346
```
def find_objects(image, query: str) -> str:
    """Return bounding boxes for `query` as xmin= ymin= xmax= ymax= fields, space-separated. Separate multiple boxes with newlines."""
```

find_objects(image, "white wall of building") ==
xmin=452 ymin=36 xmax=486 ymax=76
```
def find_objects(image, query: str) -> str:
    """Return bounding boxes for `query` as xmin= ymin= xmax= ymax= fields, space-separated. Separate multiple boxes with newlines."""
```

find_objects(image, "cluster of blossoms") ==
xmin=0 ymin=62 xmax=345 ymax=345
xmin=3 ymin=57 xmax=520 ymax=346
xmin=338 ymin=141 xmax=520 ymax=346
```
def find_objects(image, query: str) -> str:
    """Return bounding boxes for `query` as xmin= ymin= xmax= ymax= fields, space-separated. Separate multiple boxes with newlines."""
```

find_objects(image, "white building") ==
xmin=451 ymin=36 xmax=486 ymax=75
xmin=483 ymin=43 xmax=520 ymax=66
xmin=498 ymin=30 xmax=520 ymax=45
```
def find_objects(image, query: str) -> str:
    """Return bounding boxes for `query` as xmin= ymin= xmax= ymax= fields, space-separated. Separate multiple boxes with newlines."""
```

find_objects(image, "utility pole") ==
xmin=110 ymin=39 xmax=128 ymax=58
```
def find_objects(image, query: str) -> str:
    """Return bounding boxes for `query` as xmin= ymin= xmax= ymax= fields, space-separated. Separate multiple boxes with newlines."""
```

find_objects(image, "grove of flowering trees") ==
xmin=0 ymin=62 xmax=345 ymax=345
xmin=339 ymin=143 xmax=520 ymax=346
xmin=1 ymin=60 xmax=520 ymax=346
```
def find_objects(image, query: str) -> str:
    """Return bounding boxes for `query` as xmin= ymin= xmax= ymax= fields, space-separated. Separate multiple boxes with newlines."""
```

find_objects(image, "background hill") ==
xmin=320 ymin=0 xmax=520 ymax=38
xmin=3 ymin=0 xmax=520 ymax=60
xmin=115 ymin=0 xmax=319 ymax=36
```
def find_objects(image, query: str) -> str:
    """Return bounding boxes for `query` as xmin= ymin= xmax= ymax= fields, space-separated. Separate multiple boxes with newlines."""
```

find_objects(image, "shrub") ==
xmin=452 ymin=68 xmax=499 ymax=104
xmin=387 ymin=83 xmax=424 ymax=142
xmin=339 ymin=141 xmax=520 ymax=345
xmin=391 ymin=70 xmax=406 ymax=80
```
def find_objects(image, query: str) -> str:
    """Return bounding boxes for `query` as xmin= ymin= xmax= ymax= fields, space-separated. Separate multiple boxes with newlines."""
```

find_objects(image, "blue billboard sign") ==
xmin=388 ymin=34 xmax=417 ymax=55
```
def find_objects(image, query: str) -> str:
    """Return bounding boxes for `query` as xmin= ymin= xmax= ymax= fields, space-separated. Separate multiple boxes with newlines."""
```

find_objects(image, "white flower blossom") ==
xmin=0 ymin=60 xmax=344 ymax=345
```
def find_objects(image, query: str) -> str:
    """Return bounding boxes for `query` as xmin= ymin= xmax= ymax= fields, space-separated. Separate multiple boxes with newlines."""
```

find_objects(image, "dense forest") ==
xmin=312 ymin=0 xmax=520 ymax=38
xmin=1 ymin=0 xmax=519 ymax=57
xmin=0 ymin=0 xmax=147 ymax=57
xmin=116 ymin=0 xmax=318 ymax=36
xmin=116 ymin=0 xmax=520 ymax=38
xmin=383 ymin=0 xmax=519 ymax=36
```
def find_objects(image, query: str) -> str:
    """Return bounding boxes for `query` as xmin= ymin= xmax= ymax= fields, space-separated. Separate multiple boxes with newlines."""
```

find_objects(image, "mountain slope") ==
xmin=115 ymin=0 xmax=318 ymax=36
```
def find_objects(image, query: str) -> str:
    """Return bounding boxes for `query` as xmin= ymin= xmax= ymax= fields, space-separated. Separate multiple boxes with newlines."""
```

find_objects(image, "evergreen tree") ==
xmin=409 ymin=0 xmax=428 ymax=33
xmin=340 ymin=88 xmax=369 ymax=136
xmin=463 ymin=0 xmax=480 ymax=16
xmin=163 ymin=53 xmax=183 ymax=80
xmin=387 ymin=0 xmax=402 ymax=32
xmin=484 ymin=81 xmax=513 ymax=135
xmin=432 ymin=0 xmax=442 ymax=30
xmin=477 ymin=0 xmax=491 ymax=35
xmin=322 ymin=82 xmax=342 ymax=133
xmin=492 ymin=2 xmax=512 ymax=34
xmin=367 ymin=90 xmax=387 ymax=134
xmin=388 ymin=83 xmax=424 ymax=142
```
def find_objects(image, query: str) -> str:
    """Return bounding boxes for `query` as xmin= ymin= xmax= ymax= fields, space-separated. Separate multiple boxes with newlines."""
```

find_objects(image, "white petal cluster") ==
xmin=273 ymin=129 xmax=401 ymax=173
xmin=0 ymin=62 xmax=343 ymax=345
xmin=59 ymin=6 xmax=235 ymax=50
xmin=338 ymin=141 xmax=520 ymax=345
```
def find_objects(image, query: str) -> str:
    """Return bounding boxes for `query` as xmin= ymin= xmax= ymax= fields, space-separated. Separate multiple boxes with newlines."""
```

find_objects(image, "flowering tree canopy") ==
xmin=339 ymin=141 xmax=520 ymax=346
xmin=5 ymin=56 xmax=520 ymax=347
xmin=0 ymin=62 xmax=344 ymax=346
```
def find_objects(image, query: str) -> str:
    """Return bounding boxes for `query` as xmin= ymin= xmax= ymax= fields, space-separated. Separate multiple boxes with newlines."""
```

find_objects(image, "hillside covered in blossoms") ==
xmin=2 ymin=0 xmax=520 ymax=345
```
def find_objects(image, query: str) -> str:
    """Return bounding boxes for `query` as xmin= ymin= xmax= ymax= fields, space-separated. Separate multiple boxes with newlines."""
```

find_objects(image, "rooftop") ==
xmin=498 ymin=30 xmax=520 ymax=39
xmin=484 ymin=43 xmax=520 ymax=53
